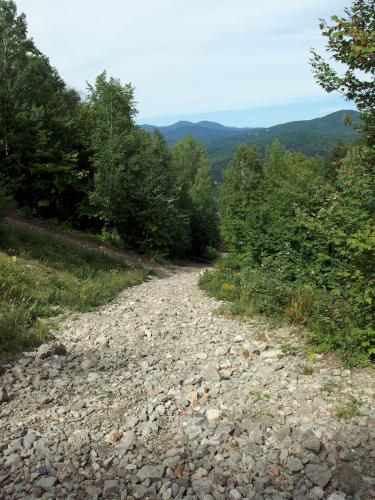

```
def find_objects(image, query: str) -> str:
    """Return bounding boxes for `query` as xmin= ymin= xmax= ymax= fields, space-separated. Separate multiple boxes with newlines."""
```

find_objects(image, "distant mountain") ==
xmin=142 ymin=110 xmax=360 ymax=182
xmin=141 ymin=120 xmax=256 ymax=144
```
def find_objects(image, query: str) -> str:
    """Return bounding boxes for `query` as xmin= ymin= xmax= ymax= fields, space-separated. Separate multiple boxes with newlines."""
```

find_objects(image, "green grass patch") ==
xmin=335 ymin=398 xmax=363 ymax=420
xmin=0 ymin=224 xmax=149 ymax=361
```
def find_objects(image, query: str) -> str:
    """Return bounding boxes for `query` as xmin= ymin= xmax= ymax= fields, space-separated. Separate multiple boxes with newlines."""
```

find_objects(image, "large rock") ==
xmin=287 ymin=456 xmax=304 ymax=472
xmin=35 ymin=476 xmax=57 ymax=490
xmin=305 ymin=464 xmax=332 ymax=487
xmin=206 ymin=409 xmax=221 ymax=424
xmin=103 ymin=479 xmax=119 ymax=498
xmin=301 ymin=430 xmax=321 ymax=453
xmin=336 ymin=463 xmax=363 ymax=495
xmin=137 ymin=465 xmax=165 ymax=480
xmin=201 ymin=362 xmax=221 ymax=382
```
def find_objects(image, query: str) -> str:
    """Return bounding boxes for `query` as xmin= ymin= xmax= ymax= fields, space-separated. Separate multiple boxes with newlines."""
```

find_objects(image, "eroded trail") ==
xmin=1 ymin=271 xmax=374 ymax=499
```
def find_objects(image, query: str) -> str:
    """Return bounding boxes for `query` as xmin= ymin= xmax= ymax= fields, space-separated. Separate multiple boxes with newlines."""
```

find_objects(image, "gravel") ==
xmin=0 ymin=270 xmax=374 ymax=499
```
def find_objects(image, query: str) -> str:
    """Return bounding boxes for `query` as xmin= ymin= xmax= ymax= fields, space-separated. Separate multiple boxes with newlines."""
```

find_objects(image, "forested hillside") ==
xmin=143 ymin=110 xmax=360 ymax=181
xmin=0 ymin=0 xmax=218 ymax=258
xmin=200 ymin=0 xmax=375 ymax=365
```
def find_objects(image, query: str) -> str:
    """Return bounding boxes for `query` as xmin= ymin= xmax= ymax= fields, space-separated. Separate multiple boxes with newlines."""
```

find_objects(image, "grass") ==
xmin=280 ymin=342 xmax=300 ymax=356
xmin=298 ymin=363 xmax=314 ymax=375
xmin=250 ymin=390 xmax=271 ymax=403
xmin=335 ymin=398 xmax=363 ymax=420
xmin=0 ymin=223 xmax=149 ymax=361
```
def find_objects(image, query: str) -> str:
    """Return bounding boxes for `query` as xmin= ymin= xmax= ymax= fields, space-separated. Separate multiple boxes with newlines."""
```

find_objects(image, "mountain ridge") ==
xmin=141 ymin=110 xmax=360 ymax=182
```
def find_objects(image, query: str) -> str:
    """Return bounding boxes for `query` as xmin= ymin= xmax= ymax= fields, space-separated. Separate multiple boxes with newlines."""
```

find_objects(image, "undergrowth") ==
xmin=0 ymin=223 xmax=148 ymax=361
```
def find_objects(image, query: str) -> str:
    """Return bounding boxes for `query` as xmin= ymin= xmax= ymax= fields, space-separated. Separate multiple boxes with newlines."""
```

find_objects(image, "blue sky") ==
xmin=16 ymin=0 xmax=355 ymax=127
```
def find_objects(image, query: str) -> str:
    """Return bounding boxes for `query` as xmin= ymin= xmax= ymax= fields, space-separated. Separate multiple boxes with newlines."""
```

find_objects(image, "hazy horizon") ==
xmin=139 ymin=97 xmax=357 ymax=128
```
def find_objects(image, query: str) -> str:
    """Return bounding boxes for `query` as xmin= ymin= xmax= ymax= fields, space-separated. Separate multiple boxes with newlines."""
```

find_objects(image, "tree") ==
xmin=0 ymin=0 xmax=37 ymax=158
xmin=0 ymin=1 xmax=89 ymax=220
xmin=171 ymin=136 xmax=219 ymax=255
xmin=88 ymin=73 xmax=190 ymax=255
xmin=87 ymin=72 xmax=137 ymax=226
xmin=220 ymin=145 xmax=262 ymax=254
xmin=310 ymin=0 xmax=374 ymax=112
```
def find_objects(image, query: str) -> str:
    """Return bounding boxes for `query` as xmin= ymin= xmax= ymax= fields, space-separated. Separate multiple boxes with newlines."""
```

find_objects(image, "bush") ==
xmin=201 ymin=140 xmax=375 ymax=365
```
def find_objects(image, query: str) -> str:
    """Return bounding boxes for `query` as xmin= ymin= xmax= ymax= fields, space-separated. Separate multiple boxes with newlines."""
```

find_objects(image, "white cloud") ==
xmin=15 ymin=0 xmax=349 ymax=121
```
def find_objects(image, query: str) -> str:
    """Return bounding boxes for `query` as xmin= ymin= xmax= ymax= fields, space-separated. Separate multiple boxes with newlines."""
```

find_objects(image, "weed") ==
xmin=280 ymin=342 xmax=299 ymax=355
xmin=322 ymin=382 xmax=336 ymax=395
xmin=298 ymin=363 xmax=314 ymax=375
xmin=306 ymin=351 xmax=318 ymax=363
xmin=250 ymin=390 xmax=270 ymax=402
xmin=335 ymin=398 xmax=363 ymax=420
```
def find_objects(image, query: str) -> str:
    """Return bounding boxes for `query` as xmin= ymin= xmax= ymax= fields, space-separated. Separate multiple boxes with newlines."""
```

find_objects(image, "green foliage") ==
xmin=298 ymin=364 xmax=314 ymax=376
xmin=0 ymin=4 xmax=218 ymax=257
xmin=310 ymin=0 xmax=374 ymax=113
xmin=0 ymin=224 xmax=148 ymax=360
xmin=0 ymin=2 xmax=89 ymax=219
xmin=87 ymin=74 xmax=192 ymax=255
xmin=202 ymin=137 xmax=375 ymax=364
xmin=220 ymin=145 xmax=262 ymax=254
xmin=171 ymin=136 xmax=219 ymax=256
xmin=200 ymin=1 xmax=375 ymax=365
xmin=148 ymin=111 xmax=360 ymax=183
xmin=335 ymin=398 xmax=363 ymax=420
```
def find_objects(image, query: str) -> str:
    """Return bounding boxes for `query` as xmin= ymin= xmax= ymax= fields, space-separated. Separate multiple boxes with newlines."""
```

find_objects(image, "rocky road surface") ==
xmin=1 ymin=271 xmax=374 ymax=499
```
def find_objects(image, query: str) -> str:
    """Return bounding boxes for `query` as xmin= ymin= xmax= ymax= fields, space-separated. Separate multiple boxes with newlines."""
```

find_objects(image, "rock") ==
xmin=124 ymin=415 xmax=139 ymax=429
xmin=233 ymin=335 xmax=244 ymax=342
xmin=52 ymin=344 xmax=67 ymax=356
xmin=201 ymin=362 xmax=221 ymax=382
xmin=35 ymin=476 xmax=57 ymax=490
xmin=0 ymin=269 xmax=373 ymax=500
xmin=118 ymin=431 xmax=137 ymax=451
xmin=305 ymin=464 xmax=332 ymax=488
xmin=301 ymin=430 xmax=321 ymax=453
xmin=23 ymin=433 xmax=38 ymax=449
xmin=220 ymin=369 xmax=233 ymax=379
xmin=166 ymin=447 xmax=184 ymax=457
xmin=336 ymin=463 xmax=363 ymax=495
xmin=192 ymin=478 xmax=213 ymax=497
xmin=103 ymin=479 xmax=119 ymax=498
xmin=327 ymin=494 xmax=346 ymax=500
xmin=86 ymin=485 xmax=102 ymax=497
xmin=238 ymin=347 xmax=249 ymax=359
xmin=215 ymin=346 xmax=230 ymax=356
xmin=80 ymin=358 xmax=97 ymax=372
xmin=137 ymin=464 xmax=165 ymax=480
xmin=0 ymin=387 xmax=9 ymax=403
xmin=260 ymin=349 xmax=283 ymax=359
xmin=287 ymin=456 xmax=304 ymax=472
xmin=197 ymin=352 xmax=208 ymax=360
xmin=206 ymin=409 xmax=221 ymax=424
xmin=228 ymin=488 xmax=242 ymax=499
xmin=110 ymin=432 xmax=123 ymax=443
xmin=36 ymin=344 xmax=54 ymax=360
xmin=187 ymin=390 xmax=200 ymax=410
xmin=267 ymin=466 xmax=280 ymax=477
xmin=5 ymin=453 xmax=21 ymax=466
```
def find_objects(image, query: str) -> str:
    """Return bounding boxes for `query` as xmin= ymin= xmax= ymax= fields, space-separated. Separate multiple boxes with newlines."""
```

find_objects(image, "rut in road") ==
xmin=1 ymin=270 xmax=374 ymax=499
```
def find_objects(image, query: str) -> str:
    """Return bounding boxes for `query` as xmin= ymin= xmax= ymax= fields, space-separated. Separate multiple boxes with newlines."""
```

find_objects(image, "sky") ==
xmin=15 ymin=0 xmax=356 ymax=127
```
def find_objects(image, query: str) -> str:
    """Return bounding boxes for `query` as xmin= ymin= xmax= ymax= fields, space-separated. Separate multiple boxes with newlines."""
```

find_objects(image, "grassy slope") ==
xmin=0 ymin=223 xmax=149 ymax=361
